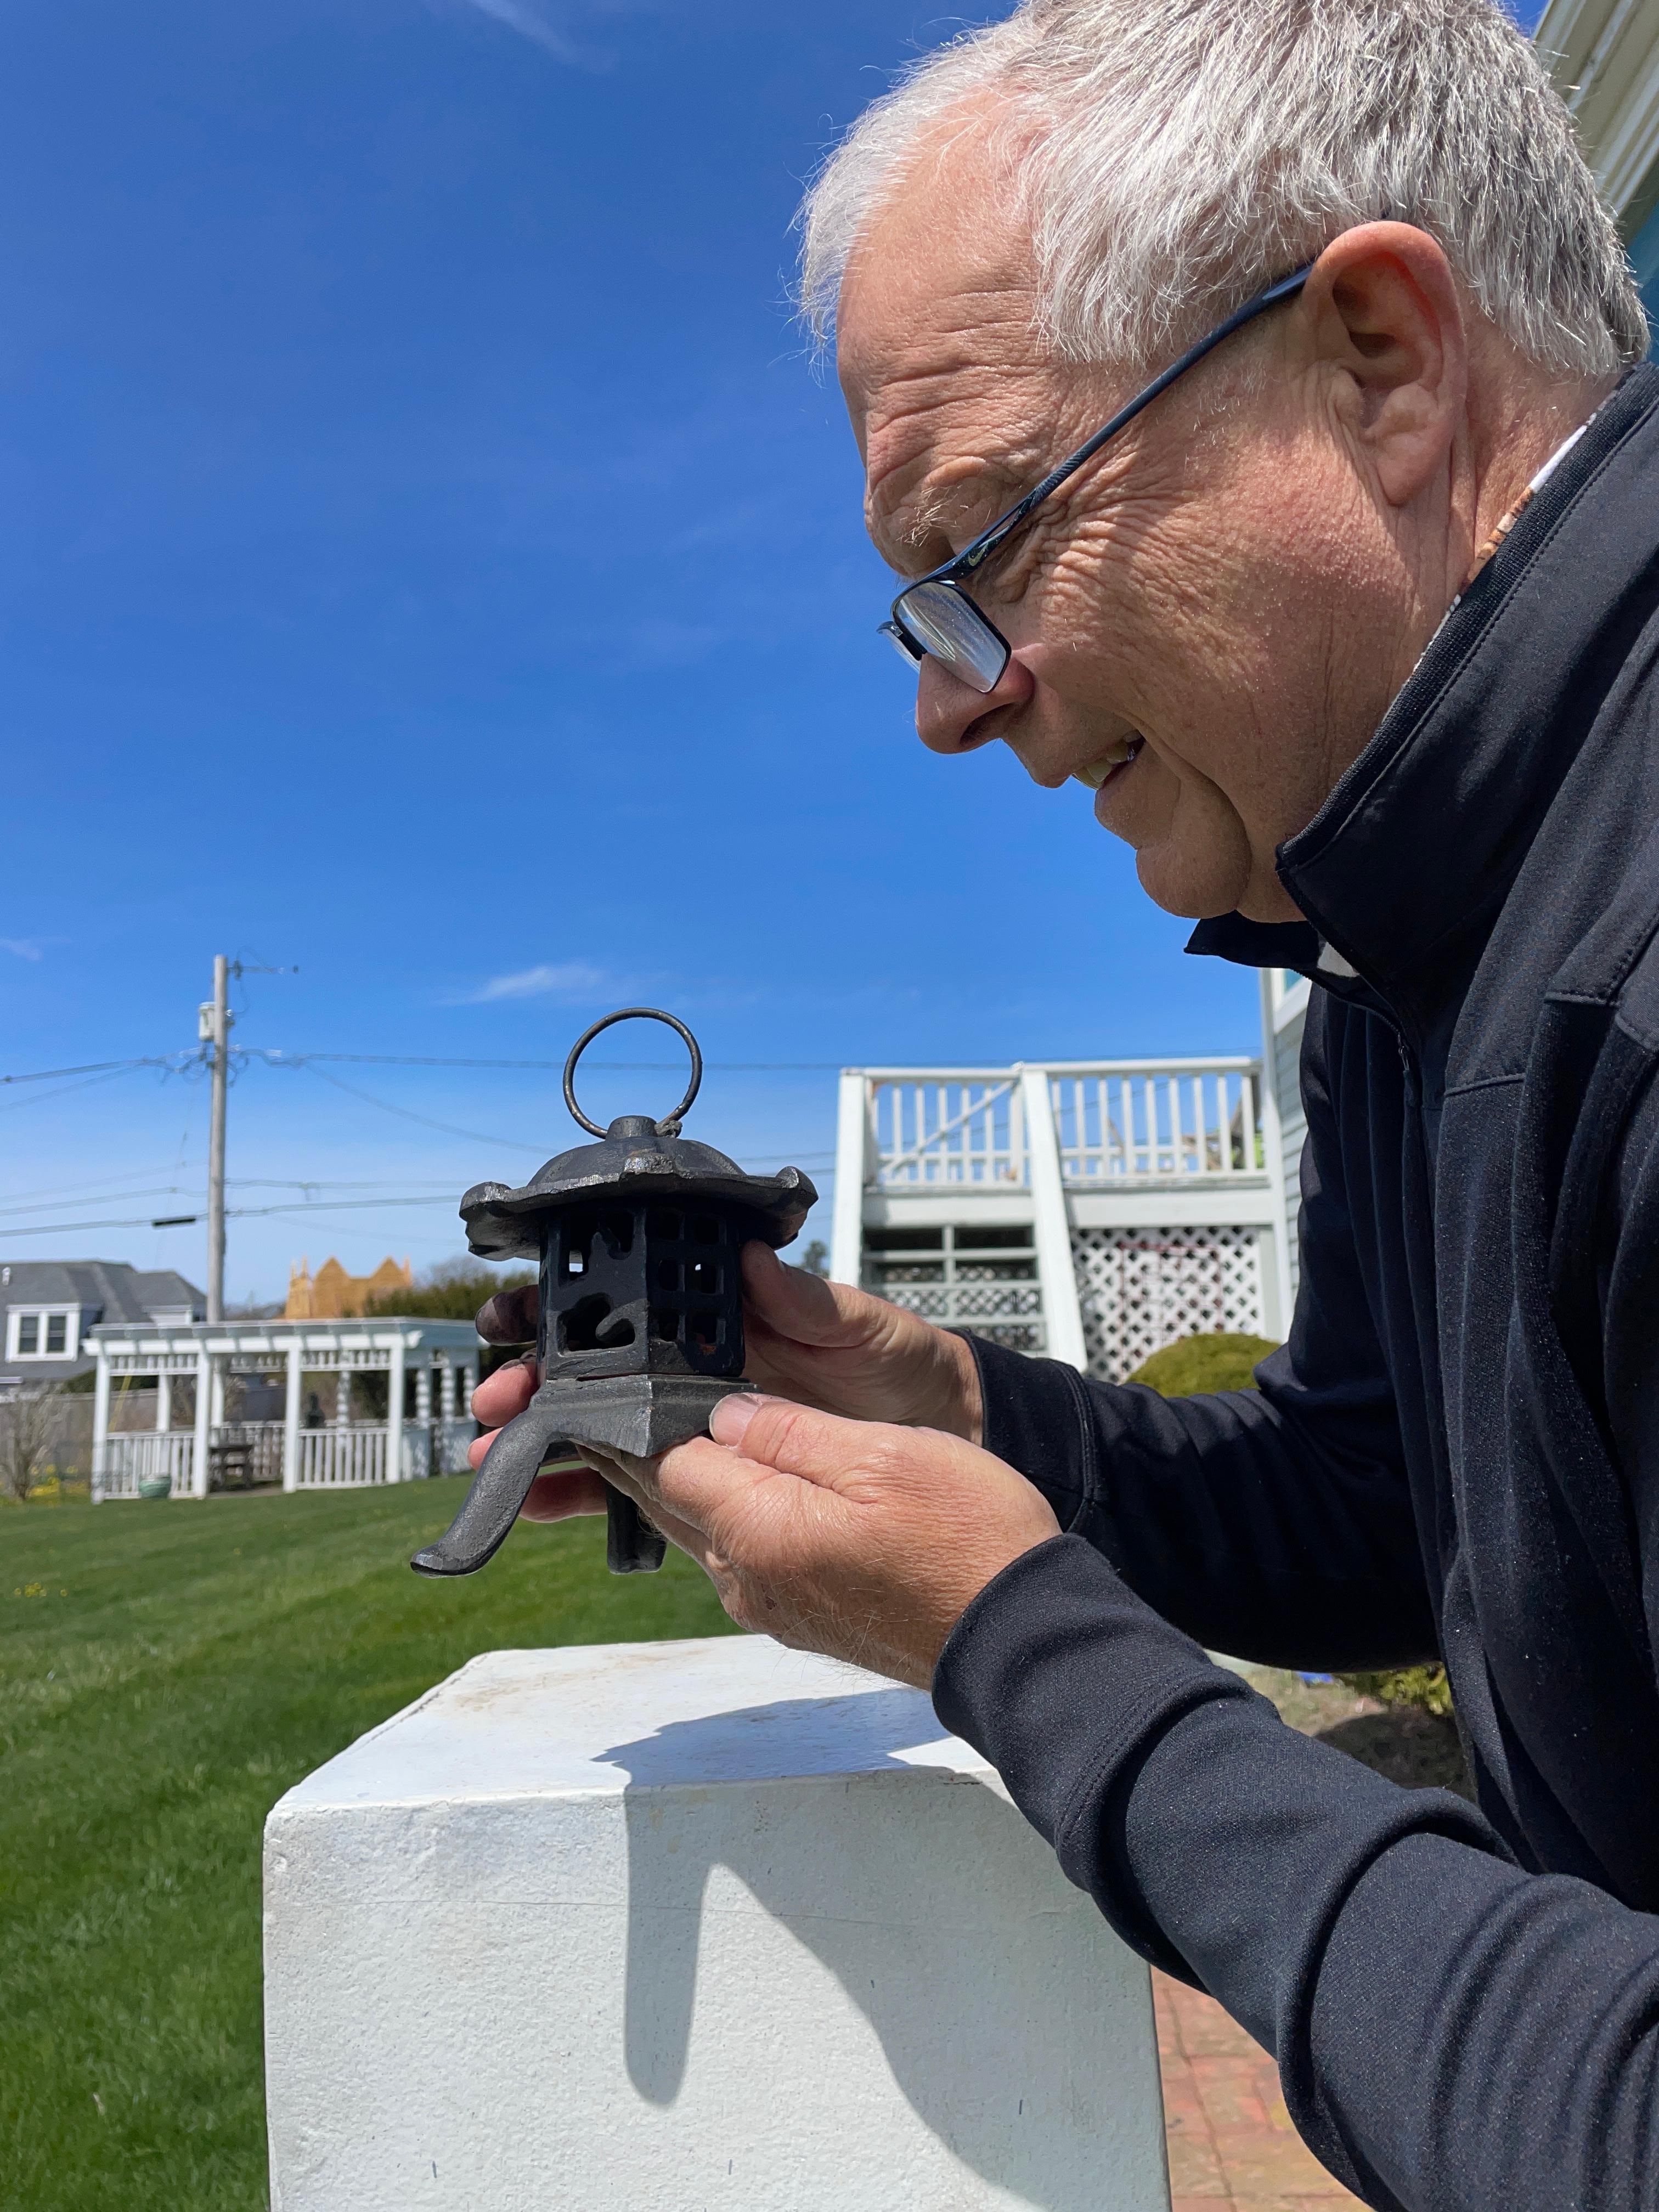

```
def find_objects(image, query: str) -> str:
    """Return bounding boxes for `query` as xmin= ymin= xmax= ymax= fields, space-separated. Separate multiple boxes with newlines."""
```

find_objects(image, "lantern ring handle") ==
xmin=562 ymin=1007 xmax=703 ymax=1139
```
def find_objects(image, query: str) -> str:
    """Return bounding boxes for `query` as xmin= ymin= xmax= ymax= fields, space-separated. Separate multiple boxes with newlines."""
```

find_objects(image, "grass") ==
xmin=0 ymin=1481 xmax=737 ymax=2211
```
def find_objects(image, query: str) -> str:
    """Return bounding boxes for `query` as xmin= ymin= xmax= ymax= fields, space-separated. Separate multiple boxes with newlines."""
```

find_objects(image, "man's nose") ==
xmin=915 ymin=651 xmax=1036 ymax=754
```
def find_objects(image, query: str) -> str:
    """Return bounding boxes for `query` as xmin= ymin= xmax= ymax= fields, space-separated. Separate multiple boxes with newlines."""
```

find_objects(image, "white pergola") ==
xmin=88 ymin=1316 xmax=482 ymax=1501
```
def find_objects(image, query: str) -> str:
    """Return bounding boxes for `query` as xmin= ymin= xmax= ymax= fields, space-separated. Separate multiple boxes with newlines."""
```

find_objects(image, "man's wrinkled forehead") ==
xmin=836 ymin=154 xmax=1051 ymax=555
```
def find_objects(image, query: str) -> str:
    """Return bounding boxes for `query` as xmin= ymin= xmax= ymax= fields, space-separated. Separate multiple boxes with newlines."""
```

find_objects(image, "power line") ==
xmin=0 ymin=1184 xmax=194 ymax=1219
xmin=0 ymin=1194 xmax=462 ymax=1240
xmin=0 ymin=1066 xmax=185 ymax=1117
xmin=0 ymin=1047 xmax=842 ymax=1088
xmin=0 ymin=1152 xmax=839 ymax=1240
xmin=249 ymin=1050 xmax=842 ymax=1072
xmin=234 ymin=1195 xmax=459 ymax=1221
xmin=0 ymin=1175 xmax=461 ymax=1220
xmin=0 ymin=1160 xmax=201 ymax=1204
xmin=296 ymin=1063 xmax=544 ymax=1150
xmin=0 ymin=1055 xmax=183 ymax=1086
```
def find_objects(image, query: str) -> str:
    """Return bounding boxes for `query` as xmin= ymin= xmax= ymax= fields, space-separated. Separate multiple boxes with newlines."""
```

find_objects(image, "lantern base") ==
xmin=549 ymin=1372 xmax=755 ymax=1461
xmin=558 ymin=1374 xmax=759 ymax=1578
xmin=411 ymin=1373 xmax=754 ymax=1581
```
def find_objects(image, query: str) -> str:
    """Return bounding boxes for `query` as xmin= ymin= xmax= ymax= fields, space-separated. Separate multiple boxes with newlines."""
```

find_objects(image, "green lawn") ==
xmin=0 ymin=1481 xmax=737 ymax=2211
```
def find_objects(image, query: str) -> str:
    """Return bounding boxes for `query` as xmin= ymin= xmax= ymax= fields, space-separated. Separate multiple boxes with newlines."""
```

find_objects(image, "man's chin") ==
xmin=1131 ymin=841 xmax=1256 ymax=923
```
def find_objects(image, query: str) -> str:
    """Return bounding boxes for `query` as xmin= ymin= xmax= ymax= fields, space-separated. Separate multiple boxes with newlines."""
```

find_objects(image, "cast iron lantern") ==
xmin=411 ymin=1008 xmax=817 ymax=1579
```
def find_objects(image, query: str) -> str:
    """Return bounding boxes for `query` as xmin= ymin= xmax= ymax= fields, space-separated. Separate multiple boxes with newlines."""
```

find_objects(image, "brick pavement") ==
xmin=1154 ymin=1969 xmax=1366 ymax=2212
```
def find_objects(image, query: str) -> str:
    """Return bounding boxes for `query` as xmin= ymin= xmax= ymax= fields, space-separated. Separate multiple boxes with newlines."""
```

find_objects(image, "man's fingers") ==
xmin=741 ymin=1242 xmax=879 ymax=1349
xmin=707 ymin=1390 xmax=898 ymax=1487
xmin=517 ymin=1464 xmax=608 ymax=1522
xmin=476 ymin=1283 xmax=539 ymax=1346
xmin=471 ymin=1353 xmax=537 ymax=1431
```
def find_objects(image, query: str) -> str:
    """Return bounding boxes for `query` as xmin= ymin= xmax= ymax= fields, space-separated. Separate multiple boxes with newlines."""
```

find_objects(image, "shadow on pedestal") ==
xmin=598 ymin=1689 xmax=1158 ymax=2212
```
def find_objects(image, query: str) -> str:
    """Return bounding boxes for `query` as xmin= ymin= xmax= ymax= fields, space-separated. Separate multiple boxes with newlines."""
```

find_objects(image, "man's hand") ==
xmin=467 ymin=1244 xmax=985 ymax=1524
xmin=590 ymin=1393 xmax=1060 ymax=1688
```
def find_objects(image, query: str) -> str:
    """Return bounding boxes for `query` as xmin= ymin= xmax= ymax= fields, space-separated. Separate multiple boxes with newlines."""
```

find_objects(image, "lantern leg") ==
xmin=413 ymin=1374 xmax=757 ymax=1581
xmin=605 ymin=1486 xmax=667 ymax=1575
xmin=409 ymin=1401 xmax=566 ymax=1578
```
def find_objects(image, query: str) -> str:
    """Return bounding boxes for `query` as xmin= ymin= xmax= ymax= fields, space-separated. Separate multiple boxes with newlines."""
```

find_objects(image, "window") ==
xmin=7 ymin=1308 xmax=80 ymax=1361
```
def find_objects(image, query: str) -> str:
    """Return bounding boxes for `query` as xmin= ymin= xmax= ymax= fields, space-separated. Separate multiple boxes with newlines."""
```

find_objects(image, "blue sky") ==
xmin=5 ymin=0 xmax=1294 ymax=1304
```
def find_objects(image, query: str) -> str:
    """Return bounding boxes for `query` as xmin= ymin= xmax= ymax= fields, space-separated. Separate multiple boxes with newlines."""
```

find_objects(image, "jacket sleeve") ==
xmin=931 ymin=1030 xmax=1659 ymax=2212
xmin=933 ymin=1541 xmax=1659 ymax=2212
xmin=967 ymin=994 xmax=1436 ymax=1671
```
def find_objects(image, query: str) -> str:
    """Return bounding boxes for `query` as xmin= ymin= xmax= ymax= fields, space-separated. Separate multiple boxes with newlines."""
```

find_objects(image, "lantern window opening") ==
xmin=557 ymin=1295 xmax=639 ymax=1356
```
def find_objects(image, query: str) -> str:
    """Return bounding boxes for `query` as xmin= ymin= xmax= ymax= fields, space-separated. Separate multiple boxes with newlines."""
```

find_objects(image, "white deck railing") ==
xmin=99 ymin=1417 xmax=468 ymax=1496
xmin=866 ymin=1059 xmax=1265 ymax=1189
xmin=871 ymin=1074 xmax=1023 ymax=1188
xmin=212 ymin=1419 xmax=285 ymax=1487
xmin=100 ymin=1431 xmax=196 ymax=1499
xmin=297 ymin=1424 xmax=388 ymax=1488
xmin=1051 ymin=1063 xmax=1262 ymax=1183
xmin=435 ymin=1415 xmax=475 ymax=1476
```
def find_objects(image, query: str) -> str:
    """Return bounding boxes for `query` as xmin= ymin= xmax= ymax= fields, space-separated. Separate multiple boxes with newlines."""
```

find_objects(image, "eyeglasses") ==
xmin=879 ymin=263 xmax=1314 ymax=695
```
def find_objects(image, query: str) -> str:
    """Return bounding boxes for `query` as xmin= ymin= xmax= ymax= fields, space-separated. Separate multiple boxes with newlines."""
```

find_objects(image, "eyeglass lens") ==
xmin=895 ymin=581 xmax=1006 ymax=694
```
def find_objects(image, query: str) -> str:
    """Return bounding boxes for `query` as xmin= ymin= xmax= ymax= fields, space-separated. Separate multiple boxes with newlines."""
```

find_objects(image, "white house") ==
xmin=1538 ymin=0 xmax=1659 ymax=319
xmin=0 ymin=1259 xmax=203 ymax=1399
xmin=831 ymin=979 xmax=1301 ymax=1381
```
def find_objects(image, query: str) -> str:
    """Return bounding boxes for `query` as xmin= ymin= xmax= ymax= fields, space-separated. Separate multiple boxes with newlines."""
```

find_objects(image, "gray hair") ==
xmin=798 ymin=0 xmax=1645 ymax=381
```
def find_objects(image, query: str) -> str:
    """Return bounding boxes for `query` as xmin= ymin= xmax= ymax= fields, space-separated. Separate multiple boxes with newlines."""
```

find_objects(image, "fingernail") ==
xmin=710 ymin=1392 xmax=762 ymax=1442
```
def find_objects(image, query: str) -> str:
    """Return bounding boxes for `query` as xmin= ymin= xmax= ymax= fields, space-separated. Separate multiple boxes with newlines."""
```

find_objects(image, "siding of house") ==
xmin=1 ymin=1261 xmax=204 ymax=1393
xmin=1275 ymin=1002 xmax=1307 ymax=1296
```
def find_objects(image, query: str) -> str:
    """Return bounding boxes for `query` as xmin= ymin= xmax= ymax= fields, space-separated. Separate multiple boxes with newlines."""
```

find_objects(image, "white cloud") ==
xmin=452 ymin=0 xmax=583 ymax=59
xmin=0 ymin=939 xmax=44 ymax=962
xmin=469 ymin=961 xmax=612 ymax=1003
xmin=438 ymin=0 xmax=659 ymax=64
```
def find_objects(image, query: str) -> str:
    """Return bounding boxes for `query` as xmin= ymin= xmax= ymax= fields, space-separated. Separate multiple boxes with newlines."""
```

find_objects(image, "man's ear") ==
xmin=1297 ymin=221 xmax=1468 ymax=509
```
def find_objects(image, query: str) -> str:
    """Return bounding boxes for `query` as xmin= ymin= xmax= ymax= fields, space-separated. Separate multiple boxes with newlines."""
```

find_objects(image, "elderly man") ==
xmin=478 ymin=3 xmax=1659 ymax=2206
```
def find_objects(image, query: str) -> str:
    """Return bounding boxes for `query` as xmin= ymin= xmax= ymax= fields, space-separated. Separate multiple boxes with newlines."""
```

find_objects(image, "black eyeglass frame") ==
xmin=880 ymin=263 xmax=1315 ymax=693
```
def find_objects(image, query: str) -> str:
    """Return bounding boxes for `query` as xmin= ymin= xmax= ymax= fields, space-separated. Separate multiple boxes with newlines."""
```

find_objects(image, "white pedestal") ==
xmin=264 ymin=1635 xmax=1170 ymax=2212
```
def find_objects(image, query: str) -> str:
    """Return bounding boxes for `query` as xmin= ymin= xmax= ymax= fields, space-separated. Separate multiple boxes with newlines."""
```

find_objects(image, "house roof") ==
xmin=0 ymin=1259 xmax=205 ymax=1325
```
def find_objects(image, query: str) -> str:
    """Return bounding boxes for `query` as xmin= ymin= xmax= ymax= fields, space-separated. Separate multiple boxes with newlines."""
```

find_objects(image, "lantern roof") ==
xmin=460 ymin=1115 xmax=816 ymax=1262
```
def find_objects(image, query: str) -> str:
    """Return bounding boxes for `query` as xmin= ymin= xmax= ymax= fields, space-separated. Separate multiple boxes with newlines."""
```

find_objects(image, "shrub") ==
xmin=365 ymin=1256 xmax=537 ymax=1383
xmin=1126 ymin=1332 xmax=1279 ymax=1397
xmin=364 ymin=1256 xmax=534 ymax=1323
xmin=1338 ymin=1664 xmax=1454 ymax=1719
xmin=0 ymin=1387 xmax=63 ymax=1503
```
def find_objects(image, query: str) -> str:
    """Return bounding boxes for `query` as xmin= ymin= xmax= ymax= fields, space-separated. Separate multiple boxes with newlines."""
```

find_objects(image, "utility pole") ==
xmin=200 ymin=955 xmax=233 ymax=1324
xmin=195 ymin=956 xmax=292 ymax=1322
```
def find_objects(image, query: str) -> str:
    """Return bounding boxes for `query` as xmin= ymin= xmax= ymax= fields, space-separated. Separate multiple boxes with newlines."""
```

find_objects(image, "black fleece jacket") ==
xmin=931 ymin=364 xmax=1659 ymax=2212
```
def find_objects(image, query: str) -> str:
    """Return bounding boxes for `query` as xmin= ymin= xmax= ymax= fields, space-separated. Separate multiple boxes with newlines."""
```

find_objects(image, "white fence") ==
xmin=872 ymin=1076 xmax=1024 ymax=1188
xmin=100 ymin=1431 xmax=196 ymax=1500
xmin=1051 ymin=1065 xmax=1262 ymax=1184
xmin=99 ymin=1415 xmax=476 ymax=1497
xmin=297 ymin=1425 xmax=388 ymax=1488
xmin=435 ymin=1416 xmax=474 ymax=1476
xmin=868 ymin=1060 xmax=1263 ymax=1189
xmin=213 ymin=1419 xmax=285 ymax=1487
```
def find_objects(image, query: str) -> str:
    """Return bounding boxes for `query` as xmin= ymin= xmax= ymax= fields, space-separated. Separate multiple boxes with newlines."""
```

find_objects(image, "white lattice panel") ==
xmin=879 ymin=1278 xmax=1046 ymax=1353
xmin=1071 ymin=1225 xmax=1263 ymax=1382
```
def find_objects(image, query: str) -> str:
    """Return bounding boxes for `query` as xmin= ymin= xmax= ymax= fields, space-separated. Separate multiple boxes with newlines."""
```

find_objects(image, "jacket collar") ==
xmin=1188 ymin=366 xmax=1659 ymax=1036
